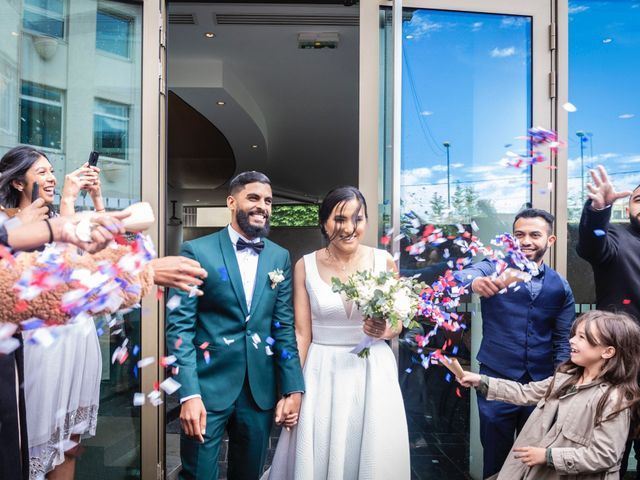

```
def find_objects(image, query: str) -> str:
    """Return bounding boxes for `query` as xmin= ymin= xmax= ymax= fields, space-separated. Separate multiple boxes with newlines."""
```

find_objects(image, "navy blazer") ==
xmin=458 ymin=260 xmax=575 ymax=381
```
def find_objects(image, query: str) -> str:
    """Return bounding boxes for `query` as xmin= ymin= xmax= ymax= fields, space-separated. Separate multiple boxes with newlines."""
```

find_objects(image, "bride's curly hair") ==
xmin=544 ymin=310 xmax=640 ymax=434
xmin=319 ymin=186 xmax=368 ymax=244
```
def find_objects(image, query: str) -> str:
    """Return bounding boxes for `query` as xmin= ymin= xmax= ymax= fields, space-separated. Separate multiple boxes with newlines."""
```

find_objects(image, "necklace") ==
xmin=325 ymin=246 xmax=359 ymax=273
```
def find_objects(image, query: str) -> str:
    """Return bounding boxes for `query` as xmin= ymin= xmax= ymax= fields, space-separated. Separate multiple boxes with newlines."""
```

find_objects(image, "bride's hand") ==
xmin=363 ymin=317 xmax=398 ymax=339
xmin=282 ymin=393 xmax=301 ymax=430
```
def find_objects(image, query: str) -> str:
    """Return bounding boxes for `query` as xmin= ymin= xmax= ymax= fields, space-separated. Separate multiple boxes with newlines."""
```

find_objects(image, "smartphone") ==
xmin=31 ymin=181 xmax=40 ymax=203
xmin=88 ymin=151 xmax=100 ymax=167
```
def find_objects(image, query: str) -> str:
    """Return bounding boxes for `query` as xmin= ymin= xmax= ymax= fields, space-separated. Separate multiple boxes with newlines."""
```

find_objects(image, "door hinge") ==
xmin=549 ymin=23 xmax=556 ymax=51
xmin=548 ymin=71 xmax=557 ymax=99
xmin=159 ymin=12 xmax=166 ymax=48
xmin=159 ymin=61 xmax=166 ymax=96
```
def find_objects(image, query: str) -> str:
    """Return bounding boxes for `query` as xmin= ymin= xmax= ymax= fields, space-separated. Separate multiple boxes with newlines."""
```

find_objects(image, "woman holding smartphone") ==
xmin=0 ymin=146 xmax=107 ymax=480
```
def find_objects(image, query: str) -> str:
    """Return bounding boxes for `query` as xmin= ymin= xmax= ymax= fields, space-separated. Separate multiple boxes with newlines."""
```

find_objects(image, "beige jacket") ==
xmin=487 ymin=372 xmax=629 ymax=480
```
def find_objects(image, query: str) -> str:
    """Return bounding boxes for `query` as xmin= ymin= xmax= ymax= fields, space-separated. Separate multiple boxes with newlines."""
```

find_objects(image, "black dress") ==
xmin=0 ymin=223 xmax=29 ymax=480
xmin=0 ymin=336 xmax=29 ymax=480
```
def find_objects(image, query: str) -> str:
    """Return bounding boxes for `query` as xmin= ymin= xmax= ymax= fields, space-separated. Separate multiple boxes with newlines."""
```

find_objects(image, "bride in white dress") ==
xmin=265 ymin=186 xmax=410 ymax=480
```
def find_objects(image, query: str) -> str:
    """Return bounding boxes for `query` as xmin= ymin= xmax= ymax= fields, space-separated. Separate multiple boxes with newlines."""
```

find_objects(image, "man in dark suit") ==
xmin=457 ymin=208 xmax=575 ymax=478
xmin=576 ymin=165 xmax=640 ymax=478
xmin=166 ymin=171 xmax=305 ymax=480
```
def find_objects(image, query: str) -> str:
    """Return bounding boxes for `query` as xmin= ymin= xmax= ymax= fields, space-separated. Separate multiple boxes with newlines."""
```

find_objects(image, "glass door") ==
xmin=0 ymin=0 xmax=164 ymax=477
xmin=362 ymin=1 xmax=553 ymax=478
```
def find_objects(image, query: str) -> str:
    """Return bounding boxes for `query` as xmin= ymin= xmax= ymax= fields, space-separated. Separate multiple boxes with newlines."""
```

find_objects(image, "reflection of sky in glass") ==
xmin=567 ymin=0 xmax=640 ymax=213
xmin=401 ymin=10 xmax=531 ymax=216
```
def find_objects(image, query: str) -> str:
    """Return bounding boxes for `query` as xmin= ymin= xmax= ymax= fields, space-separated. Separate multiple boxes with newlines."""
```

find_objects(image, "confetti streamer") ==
xmin=166 ymin=295 xmax=181 ymax=311
xmin=159 ymin=377 xmax=181 ymax=395
xmin=137 ymin=357 xmax=155 ymax=368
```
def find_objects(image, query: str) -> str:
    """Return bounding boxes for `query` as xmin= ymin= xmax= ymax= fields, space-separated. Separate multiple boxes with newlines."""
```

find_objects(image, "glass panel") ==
xmin=94 ymin=99 xmax=129 ymax=160
xmin=96 ymin=10 xmax=131 ymax=58
xmin=381 ymin=7 xmax=533 ymax=478
xmin=23 ymin=9 xmax=64 ymax=38
xmin=566 ymin=0 xmax=640 ymax=321
xmin=24 ymin=0 xmax=64 ymax=15
xmin=1 ymin=0 xmax=144 ymax=478
xmin=20 ymin=96 xmax=63 ymax=150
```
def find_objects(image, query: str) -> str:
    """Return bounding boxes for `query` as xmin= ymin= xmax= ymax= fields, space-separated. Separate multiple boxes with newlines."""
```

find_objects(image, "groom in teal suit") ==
xmin=166 ymin=171 xmax=305 ymax=479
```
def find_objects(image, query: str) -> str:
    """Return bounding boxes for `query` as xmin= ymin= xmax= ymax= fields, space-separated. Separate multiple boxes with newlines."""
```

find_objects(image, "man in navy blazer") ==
xmin=459 ymin=208 xmax=575 ymax=478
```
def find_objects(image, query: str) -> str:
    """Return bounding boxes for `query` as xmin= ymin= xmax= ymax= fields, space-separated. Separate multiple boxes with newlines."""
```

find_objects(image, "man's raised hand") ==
xmin=587 ymin=165 xmax=632 ymax=210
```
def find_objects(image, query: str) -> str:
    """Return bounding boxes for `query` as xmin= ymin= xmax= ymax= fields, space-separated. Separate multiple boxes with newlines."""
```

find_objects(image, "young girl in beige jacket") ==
xmin=460 ymin=310 xmax=640 ymax=480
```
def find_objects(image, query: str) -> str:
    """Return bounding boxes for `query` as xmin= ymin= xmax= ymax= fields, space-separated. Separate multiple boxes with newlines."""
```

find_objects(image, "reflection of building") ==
xmin=611 ymin=201 xmax=628 ymax=222
xmin=0 ymin=0 xmax=141 ymax=206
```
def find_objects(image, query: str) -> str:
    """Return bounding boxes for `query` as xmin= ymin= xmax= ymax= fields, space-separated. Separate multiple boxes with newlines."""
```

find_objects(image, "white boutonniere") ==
xmin=268 ymin=269 xmax=285 ymax=289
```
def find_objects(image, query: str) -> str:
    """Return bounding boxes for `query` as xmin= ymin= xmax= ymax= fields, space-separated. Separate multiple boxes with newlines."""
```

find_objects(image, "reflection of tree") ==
xmin=463 ymin=185 xmax=480 ymax=219
xmin=452 ymin=182 xmax=465 ymax=215
xmin=567 ymin=192 xmax=583 ymax=223
xmin=404 ymin=184 xmax=496 ymax=225
xmin=430 ymin=192 xmax=445 ymax=219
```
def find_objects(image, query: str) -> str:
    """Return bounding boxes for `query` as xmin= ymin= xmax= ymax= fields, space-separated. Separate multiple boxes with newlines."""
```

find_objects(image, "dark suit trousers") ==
xmin=0 ymin=337 xmax=29 ymax=480
xmin=477 ymin=365 xmax=534 ymax=479
xmin=180 ymin=374 xmax=273 ymax=480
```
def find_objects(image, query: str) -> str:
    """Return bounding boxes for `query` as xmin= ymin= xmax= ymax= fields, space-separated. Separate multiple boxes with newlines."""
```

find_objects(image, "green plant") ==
xmin=270 ymin=204 xmax=319 ymax=227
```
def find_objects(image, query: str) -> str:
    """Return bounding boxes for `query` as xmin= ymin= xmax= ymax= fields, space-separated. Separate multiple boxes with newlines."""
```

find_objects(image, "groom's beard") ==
xmin=236 ymin=208 xmax=270 ymax=238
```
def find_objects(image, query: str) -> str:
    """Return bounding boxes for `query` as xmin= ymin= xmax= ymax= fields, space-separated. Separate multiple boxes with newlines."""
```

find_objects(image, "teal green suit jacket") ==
xmin=165 ymin=228 xmax=305 ymax=411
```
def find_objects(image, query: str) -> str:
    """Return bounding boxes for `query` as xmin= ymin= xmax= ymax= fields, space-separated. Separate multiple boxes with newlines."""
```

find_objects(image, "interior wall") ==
xmin=166 ymin=2 xmax=360 ymax=205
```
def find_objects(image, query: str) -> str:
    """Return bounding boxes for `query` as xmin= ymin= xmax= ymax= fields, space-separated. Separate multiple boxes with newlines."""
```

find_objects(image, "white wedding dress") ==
xmin=264 ymin=249 xmax=410 ymax=480
xmin=23 ymin=314 xmax=100 ymax=479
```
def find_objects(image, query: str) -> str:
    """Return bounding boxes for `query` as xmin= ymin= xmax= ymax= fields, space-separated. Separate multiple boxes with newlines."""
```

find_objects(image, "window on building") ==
xmin=184 ymin=206 xmax=197 ymax=227
xmin=94 ymin=99 xmax=129 ymax=160
xmin=20 ymin=81 xmax=63 ymax=150
xmin=0 ymin=60 xmax=17 ymax=135
xmin=22 ymin=0 xmax=65 ymax=39
xmin=96 ymin=10 xmax=132 ymax=58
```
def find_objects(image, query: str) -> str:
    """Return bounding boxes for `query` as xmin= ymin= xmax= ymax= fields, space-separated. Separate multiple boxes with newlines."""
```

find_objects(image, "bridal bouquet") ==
xmin=332 ymin=270 xmax=423 ymax=358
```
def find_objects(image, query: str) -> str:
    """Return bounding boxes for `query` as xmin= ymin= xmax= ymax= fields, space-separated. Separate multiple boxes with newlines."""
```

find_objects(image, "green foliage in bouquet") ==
xmin=331 ymin=270 xmax=424 ymax=331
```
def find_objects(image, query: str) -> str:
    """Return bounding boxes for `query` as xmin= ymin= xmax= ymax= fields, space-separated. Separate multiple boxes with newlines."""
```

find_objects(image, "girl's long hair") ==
xmin=544 ymin=310 xmax=640 ymax=433
xmin=0 ymin=145 xmax=48 ymax=208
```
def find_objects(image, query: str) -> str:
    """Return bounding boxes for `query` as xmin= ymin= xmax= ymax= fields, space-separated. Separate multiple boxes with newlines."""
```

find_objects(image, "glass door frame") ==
xmin=359 ymin=0 xmax=566 ymax=273
xmin=141 ymin=0 xmax=167 ymax=477
xmin=360 ymin=2 xmax=562 ymax=477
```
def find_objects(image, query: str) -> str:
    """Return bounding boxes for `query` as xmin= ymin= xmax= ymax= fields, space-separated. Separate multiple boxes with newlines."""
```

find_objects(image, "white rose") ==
xmin=393 ymin=291 xmax=412 ymax=318
xmin=356 ymin=284 xmax=374 ymax=303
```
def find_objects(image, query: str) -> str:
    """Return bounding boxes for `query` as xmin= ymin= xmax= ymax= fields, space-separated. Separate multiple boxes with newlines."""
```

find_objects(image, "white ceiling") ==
xmin=167 ymin=2 xmax=360 ymax=205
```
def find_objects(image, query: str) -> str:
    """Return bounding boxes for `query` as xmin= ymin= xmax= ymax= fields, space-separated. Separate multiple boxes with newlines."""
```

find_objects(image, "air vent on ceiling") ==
xmin=215 ymin=14 xmax=359 ymax=27
xmin=169 ymin=13 xmax=197 ymax=25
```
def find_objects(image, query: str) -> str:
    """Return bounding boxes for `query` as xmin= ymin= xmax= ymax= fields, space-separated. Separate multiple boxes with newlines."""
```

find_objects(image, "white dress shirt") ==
xmin=227 ymin=224 xmax=261 ymax=311
xmin=181 ymin=225 xmax=261 ymax=404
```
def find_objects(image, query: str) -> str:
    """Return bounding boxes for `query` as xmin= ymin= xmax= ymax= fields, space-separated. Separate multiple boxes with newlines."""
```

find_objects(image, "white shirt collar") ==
xmin=227 ymin=224 xmax=261 ymax=245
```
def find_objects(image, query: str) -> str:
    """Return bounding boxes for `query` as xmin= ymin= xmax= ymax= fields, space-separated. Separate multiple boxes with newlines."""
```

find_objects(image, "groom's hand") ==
xmin=180 ymin=397 xmax=207 ymax=443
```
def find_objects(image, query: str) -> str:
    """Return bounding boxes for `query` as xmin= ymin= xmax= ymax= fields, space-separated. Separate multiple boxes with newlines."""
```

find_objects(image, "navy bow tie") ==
xmin=236 ymin=237 xmax=264 ymax=254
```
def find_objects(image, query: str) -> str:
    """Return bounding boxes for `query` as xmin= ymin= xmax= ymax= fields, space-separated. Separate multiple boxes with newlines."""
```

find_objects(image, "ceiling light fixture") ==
xmin=216 ymin=101 xmax=225 ymax=106
xmin=251 ymin=144 xmax=258 ymax=149
xmin=204 ymin=32 xmax=216 ymax=38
